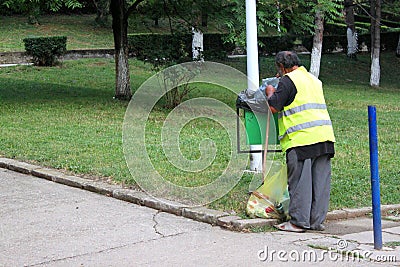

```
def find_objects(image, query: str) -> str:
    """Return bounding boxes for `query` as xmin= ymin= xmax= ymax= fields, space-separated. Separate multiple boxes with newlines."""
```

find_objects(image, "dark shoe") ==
xmin=310 ymin=224 xmax=325 ymax=231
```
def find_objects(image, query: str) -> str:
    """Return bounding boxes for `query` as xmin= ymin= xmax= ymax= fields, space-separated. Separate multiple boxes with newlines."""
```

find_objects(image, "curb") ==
xmin=0 ymin=49 xmax=114 ymax=65
xmin=1 ymin=157 xmax=399 ymax=231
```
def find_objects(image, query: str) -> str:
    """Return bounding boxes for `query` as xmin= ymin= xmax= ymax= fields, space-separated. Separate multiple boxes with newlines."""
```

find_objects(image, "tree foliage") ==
xmin=2 ymin=0 xmax=82 ymax=12
xmin=222 ymin=0 xmax=343 ymax=49
xmin=2 ymin=0 xmax=82 ymax=23
xmin=92 ymin=0 xmax=110 ymax=26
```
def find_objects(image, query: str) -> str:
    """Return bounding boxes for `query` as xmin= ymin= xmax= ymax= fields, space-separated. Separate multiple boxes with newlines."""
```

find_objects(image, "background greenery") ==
xmin=0 ymin=14 xmax=229 ymax=52
xmin=1 ymin=53 xmax=399 ymax=215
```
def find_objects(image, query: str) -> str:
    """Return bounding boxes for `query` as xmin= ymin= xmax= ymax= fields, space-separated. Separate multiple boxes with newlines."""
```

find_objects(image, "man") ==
xmin=266 ymin=51 xmax=335 ymax=232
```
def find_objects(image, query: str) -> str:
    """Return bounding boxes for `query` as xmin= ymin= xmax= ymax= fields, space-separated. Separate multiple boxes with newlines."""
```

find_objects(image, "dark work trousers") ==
xmin=286 ymin=149 xmax=331 ymax=229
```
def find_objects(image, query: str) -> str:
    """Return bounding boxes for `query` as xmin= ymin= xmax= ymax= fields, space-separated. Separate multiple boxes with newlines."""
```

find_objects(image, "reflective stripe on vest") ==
xmin=278 ymin=119 xmax=332 ymax=140
xmin=278 ymin=103 xmax=327 ymax=119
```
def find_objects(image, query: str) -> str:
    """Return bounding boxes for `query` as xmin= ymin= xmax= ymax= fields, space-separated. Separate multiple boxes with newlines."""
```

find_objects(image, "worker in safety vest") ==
xmin=266 ymin=51 xmax=335 ymax=232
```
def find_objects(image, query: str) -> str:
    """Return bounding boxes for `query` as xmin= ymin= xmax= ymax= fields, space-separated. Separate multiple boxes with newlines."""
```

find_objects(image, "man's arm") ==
xmin=266 ymin=76 xmax=297 ymax=114
xmin=266 ymin=85 xmax=279 ymax=113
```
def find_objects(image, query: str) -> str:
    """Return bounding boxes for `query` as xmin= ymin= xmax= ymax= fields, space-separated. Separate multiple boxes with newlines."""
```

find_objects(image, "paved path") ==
xmin=0 ymin=168 xmax=398 ymax=266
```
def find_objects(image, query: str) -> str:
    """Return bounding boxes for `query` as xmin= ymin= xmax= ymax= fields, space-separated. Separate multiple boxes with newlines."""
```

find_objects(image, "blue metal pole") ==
xmin=368 ymin=105 xmax=383 ymax=250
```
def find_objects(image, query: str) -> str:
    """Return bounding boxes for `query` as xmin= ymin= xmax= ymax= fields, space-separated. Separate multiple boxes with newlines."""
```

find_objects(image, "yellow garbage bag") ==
xmin=246 ymin=161 xmax=289 ymax=220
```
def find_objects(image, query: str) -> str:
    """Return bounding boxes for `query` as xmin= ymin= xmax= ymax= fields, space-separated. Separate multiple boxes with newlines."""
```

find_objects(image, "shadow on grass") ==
xmin=0 ymin=77 xmax=114 ymax=105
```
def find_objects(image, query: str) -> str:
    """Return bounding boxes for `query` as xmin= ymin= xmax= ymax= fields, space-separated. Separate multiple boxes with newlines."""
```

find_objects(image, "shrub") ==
xmin=301 ymin=32 xmax=400 ymax=54
xmin=23 ymin=36 xmax=67 ymax=66
xmin=127 ymin=32 xmax=235 ymax=62
xmin=128 ymin=33 xmax=191 ymax=69
xmin=258 ymin=35 xmax=298 ymax=55
xmin=202 ymin=33 xmax=236 ymax=59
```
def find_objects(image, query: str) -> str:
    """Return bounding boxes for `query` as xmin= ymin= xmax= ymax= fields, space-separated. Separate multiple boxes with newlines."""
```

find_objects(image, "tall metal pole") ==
xmin=246 ymin=0 xmax=259 ymax=94
xmin=368 ymin=105 xmax=383 ymax=250
xmin=246 ymin=0 xmax=262 ymax=171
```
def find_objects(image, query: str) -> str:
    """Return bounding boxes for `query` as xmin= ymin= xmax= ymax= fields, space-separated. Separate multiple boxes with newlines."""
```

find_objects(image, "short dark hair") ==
xmin=275 ymin=51 xmax=301 ymax=68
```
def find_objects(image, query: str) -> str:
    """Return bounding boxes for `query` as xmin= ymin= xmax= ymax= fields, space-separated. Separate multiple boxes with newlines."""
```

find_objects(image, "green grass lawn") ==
xmin=0 ymin=14 xmax=221 ymax=52
xmin=1 ymin=52 xmax=399 ymax=216
xmin=0 ymin=14 xmax=114 ymax=51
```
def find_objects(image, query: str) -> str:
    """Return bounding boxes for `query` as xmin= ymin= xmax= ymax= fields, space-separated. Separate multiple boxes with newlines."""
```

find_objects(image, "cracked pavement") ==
xmin=1 ymin=168 xmax=398 ymax=266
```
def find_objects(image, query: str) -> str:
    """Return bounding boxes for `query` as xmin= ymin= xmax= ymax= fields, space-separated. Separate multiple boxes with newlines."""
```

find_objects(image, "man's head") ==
xmin=275 ymin=51 xmax=301 ymax=77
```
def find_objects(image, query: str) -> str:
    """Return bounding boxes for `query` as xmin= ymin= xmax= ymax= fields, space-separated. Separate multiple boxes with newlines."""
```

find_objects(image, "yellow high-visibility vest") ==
xmin=278 ymin=66 xmax=335 ymax=152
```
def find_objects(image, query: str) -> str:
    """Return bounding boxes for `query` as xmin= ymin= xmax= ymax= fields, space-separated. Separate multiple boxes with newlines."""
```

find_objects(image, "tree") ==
xmin=92 ymin=0 xmax=110 ymax=26
xmin=344 ymin=0 xmax=357 ymax=58
xmin=223 ymin=0 xmax=342 ymax=78
xmin=309 ymin=10 xmax=324 ymax=78
xmin=110 ymin=0 xmax=145 ymax=100
xmin=384 ymin=1 xmax=400 ymax=58
xmin=222 ymin=0 xmax=284 ymax=48
xmin=385 ymin=1 xmax=400 ymax=57
xmin=2 ymin=0 xmax=82 ymax=24
xmin=309 ymin=0 xmax=342 ymax=78
xmin=112 ymin=0 xmax=214 ymax=101
xmin=139 ymin=0 xmax=165 ymax=26
xmin=137 ymin=0 xmax=205 ymax=108
xmin=370 ymin=0 xmax=381 ymax=87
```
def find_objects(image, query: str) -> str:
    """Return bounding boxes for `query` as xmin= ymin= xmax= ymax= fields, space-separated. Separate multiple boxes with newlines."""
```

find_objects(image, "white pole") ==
xmin=246 ymin=0 xmax=259 ymax=95
xmin=246 ymin=0 xmax=262 ymax=171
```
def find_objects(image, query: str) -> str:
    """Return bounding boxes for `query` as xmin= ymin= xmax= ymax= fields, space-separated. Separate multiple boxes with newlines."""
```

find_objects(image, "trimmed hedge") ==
xmin=259 ymin=31 xmax=399 ymax=55
xmin=302 ymin=31 xmax=399 ymax=54
xmin=23 ymin=36 xmax=67 ymax=66
xmin=258 ymin=35 xmax=298 ymax=55
xmin=128 ymin=32 xmax=235 ymax=62
xmin=127 ymin=33 xmax=191 ymax=65
xmin=356 ymin=31 xmax=399 ymax=52
xmin=128 ymin=31 xmax=399 ymax=62
xmin=203 ymin=33 xmax=236 ymax=59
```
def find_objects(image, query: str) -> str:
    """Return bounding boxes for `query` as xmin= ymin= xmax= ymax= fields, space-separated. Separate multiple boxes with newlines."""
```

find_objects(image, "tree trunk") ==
xmin=309 ymin=10 xmax=324 ymax=78
xmin=191 ymin=6 xmax=204 ymax=61
xmin=201 ymin=13 xmax=208 ymax=27
xmin=396 ymin=34 xmax=400 ymax=57
xmin=346 ymin=28 xmax=358 ymax=57
xmin=344 ymin=0 xmax=357 ymax=58
xmin=192 ymin=27 xmax=204 ymax=61
xmin=276 ymin=1 xmax=281 ymax=32
xmin=110 ymin=0 xmax=132 ymax=100
xmin=370 ymin=0 xmax=381 ymax=87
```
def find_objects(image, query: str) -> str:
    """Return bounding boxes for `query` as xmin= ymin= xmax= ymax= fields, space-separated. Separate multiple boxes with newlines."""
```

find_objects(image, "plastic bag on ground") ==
xmin=246 ymin=161 xmax=289 ymax=220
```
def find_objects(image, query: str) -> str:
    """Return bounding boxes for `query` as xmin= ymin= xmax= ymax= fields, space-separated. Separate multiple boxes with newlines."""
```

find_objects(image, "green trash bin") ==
xmin=245 ymin=110 xmax=279 ymax=145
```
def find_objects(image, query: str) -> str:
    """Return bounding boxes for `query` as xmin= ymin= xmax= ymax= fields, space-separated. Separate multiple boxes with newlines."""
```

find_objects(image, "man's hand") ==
xmin=266 ymin=85 xmax=278 ymax=114
xmin=266 ymin=85 xmax=276 ymax=98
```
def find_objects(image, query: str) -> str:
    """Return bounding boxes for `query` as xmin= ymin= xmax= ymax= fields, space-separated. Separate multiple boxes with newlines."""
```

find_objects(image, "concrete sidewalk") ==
xmin=0 ymin=159 xmax=399 ymax=266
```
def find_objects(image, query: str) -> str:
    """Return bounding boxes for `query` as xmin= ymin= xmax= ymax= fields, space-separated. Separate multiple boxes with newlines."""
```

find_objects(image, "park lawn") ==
xmin=0 ymin=52 xmax=399 ymax=216
xmin=0 ymin=15 xmax=116 ymax=52
xmin=0 ymin=14 xmax=222 ymax=52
